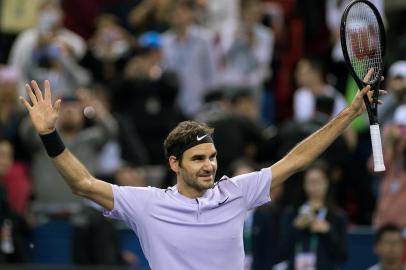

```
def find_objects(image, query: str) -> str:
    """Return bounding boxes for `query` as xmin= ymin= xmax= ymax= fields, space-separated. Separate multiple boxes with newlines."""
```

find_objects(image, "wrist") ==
xmin=344 ymin=106 xmax=359 ymax=120
xmin=39 ymin=128 xmax=56 ymax=136
xmin=39 ymin=130 xmax=66 ymax=157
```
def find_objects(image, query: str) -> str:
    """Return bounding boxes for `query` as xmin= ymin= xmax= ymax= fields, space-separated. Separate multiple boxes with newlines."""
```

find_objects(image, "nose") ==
xmin=202 ymin=158 xmax=215 ymax=171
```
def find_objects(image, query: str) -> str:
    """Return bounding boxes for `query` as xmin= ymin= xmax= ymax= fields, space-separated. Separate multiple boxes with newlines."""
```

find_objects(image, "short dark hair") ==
xmin=163 ymin=121 xmax=214 ymax=159
xmin=375 ymin=224 xmax=403 ymax=245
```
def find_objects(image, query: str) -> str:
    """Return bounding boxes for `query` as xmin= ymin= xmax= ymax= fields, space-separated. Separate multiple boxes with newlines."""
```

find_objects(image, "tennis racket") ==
xmin=340 ymin=0 xmax=386 ymax=172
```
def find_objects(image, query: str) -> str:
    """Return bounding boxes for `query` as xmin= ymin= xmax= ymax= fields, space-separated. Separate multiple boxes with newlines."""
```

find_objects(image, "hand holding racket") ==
xmin=340 ymin=0 xmax=386 ymax=172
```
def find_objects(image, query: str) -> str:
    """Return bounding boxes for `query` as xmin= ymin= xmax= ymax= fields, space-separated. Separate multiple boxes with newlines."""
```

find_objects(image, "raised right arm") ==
xmin=53 ymin=149 xmax=113 ymax=210
xmin=19 ymin=80 xmax=114 ymax=210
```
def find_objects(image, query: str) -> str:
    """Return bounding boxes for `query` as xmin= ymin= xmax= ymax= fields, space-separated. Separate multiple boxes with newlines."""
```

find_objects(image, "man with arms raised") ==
xmin=20 ymin=76 xmax=382 ymax=270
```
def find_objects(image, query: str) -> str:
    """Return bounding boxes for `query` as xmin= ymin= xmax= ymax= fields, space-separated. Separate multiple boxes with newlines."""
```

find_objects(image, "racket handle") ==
xmin=370 ymin=124 xmax=385 ymax=172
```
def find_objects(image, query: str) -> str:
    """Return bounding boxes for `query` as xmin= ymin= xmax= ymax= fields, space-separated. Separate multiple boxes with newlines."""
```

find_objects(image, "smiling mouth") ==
xmin=199 ymin=175 xmax=213 ymax=181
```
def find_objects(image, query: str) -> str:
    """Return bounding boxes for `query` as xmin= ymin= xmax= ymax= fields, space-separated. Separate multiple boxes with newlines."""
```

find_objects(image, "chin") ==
xmin=198 ymin=179 xmax=214 ymax=190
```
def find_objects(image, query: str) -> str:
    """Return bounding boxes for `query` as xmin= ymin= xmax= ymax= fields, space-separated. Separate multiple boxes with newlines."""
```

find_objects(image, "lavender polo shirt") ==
xmin=104 ymin=167 xmax=272 ymax=270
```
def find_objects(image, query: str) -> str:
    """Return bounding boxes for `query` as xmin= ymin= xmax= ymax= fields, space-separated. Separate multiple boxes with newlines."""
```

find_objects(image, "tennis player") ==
xmin=20 ymin=79 xmax=383 ymax=270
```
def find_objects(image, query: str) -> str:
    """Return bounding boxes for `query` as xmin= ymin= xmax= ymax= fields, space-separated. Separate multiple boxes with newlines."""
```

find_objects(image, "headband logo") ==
xmin=197 ymin=134 xmax=208 ymax=141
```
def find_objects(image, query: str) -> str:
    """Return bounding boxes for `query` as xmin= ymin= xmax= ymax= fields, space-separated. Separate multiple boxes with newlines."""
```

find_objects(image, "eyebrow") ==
xmin=190 ymin=151 xmax=217 ymax=159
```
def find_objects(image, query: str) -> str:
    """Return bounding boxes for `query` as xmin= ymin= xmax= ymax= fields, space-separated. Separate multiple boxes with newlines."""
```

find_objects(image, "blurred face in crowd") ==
xmin=295 ymin=59 xmax=322 ymax=89
xmin=58 ymin=101 xmax=84 ymax=132
xmin=375 ymin=231 xmax=404 ymax=266
xmin=389 ymin=75 xmax=406 ymax=95
xmin=172 ymin=143 xmax=217 ymax=196
xmin=38 ymin=0 xmax=64 ymax=32
xmin=0 ymin=68 xmax=19 ymax=108
xmin=170 ymin=4 xmax=194 ymax=30
xmin=0 ymin=81 xmax=18 ymax=107
xmin=0 ymin=140 xmax=13 ymax=178
xmin=304 ymin=167 xmax=329 ymax=201
xmin=232 ymin=96 xmax=258 ymax=120
xmin=241 ymin=1 xmax=262 ymax=27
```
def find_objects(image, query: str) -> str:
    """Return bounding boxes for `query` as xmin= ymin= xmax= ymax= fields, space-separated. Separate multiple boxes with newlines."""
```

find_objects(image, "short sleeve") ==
xmin=103 ymin=184 xmax=152 ymax=223
xmin=230 ymin=167 xmax=272 ymax=210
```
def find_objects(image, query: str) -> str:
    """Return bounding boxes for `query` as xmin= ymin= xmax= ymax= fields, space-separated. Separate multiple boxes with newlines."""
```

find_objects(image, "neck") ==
xmin=177 ymin=181 xmax=205 ymax=199
xmin=175 ymin=26 xmax=188 ymax=40
xmin=309 ymin=82 xmax=326 ymax=95
xmin=308 ymin=198 xmax=324 ymax=209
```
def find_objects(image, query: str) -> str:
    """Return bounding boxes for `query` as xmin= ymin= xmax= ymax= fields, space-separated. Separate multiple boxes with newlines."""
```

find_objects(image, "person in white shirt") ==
xmin=8 ymin=0 xmax=89 ymax=97
xmin=293 ymin=56 xmax=346 ymax=123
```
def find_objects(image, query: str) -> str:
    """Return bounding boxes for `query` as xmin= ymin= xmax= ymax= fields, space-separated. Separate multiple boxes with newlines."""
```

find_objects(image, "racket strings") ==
xmin=345 ymin=2 xmax=383 ymax=84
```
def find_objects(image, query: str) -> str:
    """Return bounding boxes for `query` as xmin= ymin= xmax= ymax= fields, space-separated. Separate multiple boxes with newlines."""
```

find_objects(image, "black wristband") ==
xmin=39 ymin=130 xmax=66 ymax=157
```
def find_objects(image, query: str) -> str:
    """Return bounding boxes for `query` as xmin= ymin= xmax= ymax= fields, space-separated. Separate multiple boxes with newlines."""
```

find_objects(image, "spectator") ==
xmin=81 ymin=14 xmax=135 ymax=85
xmin=161 ymin=0 xmax=216 ymax=117
xmin=113 ymin=33 xmax=185 ymax=165
xmin=293 ymin=56 xmax=347 ymax=123
xmin=221 ymin=0 xmax=274 ymax=111
xmin=8 ymin=0 xmax=89 ymax=97
xmin=251 ymin=170 xmax=285 ymax=270
xmin=229 ymin=158 xmax=259 ymax=270
xmin=199 ymin=87 xmax=266 ymax=179
xmin=19 ymin=89 xmax=117 ymax=212
xmin=0 ymin=66 xmax=29 ymax=162
xmin=378 ymin=61 xmax=406 ymax=126
xmin=279 ymin=160 xmax=348 ymax=270
xmin=374 ymin=105 xmax=406 ymax=231
xmin=0 ymin=138 xmax=31 ymax=263
xmin=195 ymin=0 xmax=240 ymax=67
xmin=367 ymin=224 xmax=406 ymax=270
xmin=72 ymin=163 xmax=145 ymax=266
xmin=273 ymin=96 xmax=356 ymax=215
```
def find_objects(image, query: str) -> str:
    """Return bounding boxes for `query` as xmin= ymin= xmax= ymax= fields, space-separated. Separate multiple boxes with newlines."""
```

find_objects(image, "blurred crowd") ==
xmin=1 ymin=0 xmax=406 ymax=269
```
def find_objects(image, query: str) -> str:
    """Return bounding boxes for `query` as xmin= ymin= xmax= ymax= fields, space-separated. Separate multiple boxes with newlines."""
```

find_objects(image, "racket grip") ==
xmin=370 ymin=124 xmax=385 ymax=172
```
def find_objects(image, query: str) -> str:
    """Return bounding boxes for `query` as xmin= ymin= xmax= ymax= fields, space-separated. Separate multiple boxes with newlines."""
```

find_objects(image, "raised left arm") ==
xmin=270 ymin=84 xmax=379 ymax=191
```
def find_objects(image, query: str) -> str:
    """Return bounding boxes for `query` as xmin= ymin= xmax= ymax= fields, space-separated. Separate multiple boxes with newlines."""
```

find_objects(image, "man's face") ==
xmin=375 ymin=231 xmax=404 ymax=265
xmin=177 ymin=143 xmax=217 ymax=193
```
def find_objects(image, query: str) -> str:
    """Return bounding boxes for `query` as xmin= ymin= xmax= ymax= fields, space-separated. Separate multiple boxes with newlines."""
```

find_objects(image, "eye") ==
xmin=192 ymin=156 xmax=204 ymax=161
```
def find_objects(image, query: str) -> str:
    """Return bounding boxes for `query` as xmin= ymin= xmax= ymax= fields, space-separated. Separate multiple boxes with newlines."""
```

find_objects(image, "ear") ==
xmin=168 ymin=156 xmax=179 ymax=174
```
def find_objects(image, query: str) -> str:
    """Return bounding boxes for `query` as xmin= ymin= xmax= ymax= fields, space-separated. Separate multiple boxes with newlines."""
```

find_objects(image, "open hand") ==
xmin=19 ymin=80 xmax=61 ymax=135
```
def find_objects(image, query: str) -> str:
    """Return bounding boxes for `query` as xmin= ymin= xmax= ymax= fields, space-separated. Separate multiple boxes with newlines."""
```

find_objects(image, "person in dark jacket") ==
xmin=279 ymin=160 xmax=348 ymax=270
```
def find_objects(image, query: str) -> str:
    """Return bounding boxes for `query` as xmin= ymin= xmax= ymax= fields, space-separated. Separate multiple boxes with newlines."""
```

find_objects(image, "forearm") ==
xmin=52 ymin=148 xmax=95 ymax=196
xmin=288 ymin=107 xmax=356 ymax=170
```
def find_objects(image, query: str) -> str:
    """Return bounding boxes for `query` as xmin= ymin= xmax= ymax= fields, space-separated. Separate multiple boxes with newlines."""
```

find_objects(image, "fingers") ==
xmin=30 ymin=80 xmax=44 ymax=102
xmin=19 ymin=96 xmax=32 ymax=110
xmin=44 ymin=80 xmax=51 ymax=101
xmin=360 ymin=85 xmax=371 ymax=95
xmin=25 ymin=84 xmax=37 ymax=105
xmin=53 ymin=99 xmax=61 ymax=114
xmin=363 ymin=68 xmax=374 ymax=83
